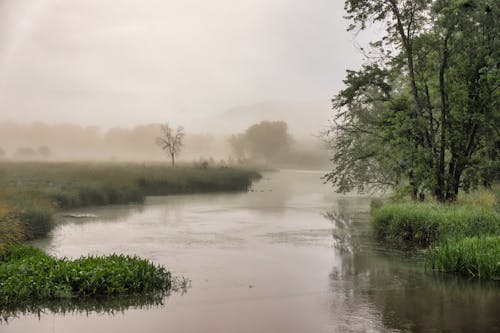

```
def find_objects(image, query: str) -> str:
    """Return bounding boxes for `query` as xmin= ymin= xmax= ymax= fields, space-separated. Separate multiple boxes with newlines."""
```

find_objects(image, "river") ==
xmin=3 ymin=170 xmax=499 ymax=332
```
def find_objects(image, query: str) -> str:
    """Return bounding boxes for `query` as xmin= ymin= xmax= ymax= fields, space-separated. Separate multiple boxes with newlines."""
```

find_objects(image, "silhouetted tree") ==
xmin=37 ymin=146 xmax=51 ymax=158
xmin=155 ymin=123 xmax=185 ymax=166
xmin=15 ymin=147 xmax=37 ymax=159
xmin=228 ymin=121 xmax=293 ymax=163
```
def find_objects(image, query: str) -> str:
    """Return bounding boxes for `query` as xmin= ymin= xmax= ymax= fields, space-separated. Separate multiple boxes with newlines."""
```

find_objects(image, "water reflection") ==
xmin=1 ymin=276 xmax=191 ymax=325
xmin=327 ymin=200 xmax=500 ymax=333
xmin=4 ymin=171 xmax=498 ymax=332
xmin=0 ymin=292 xmax=167 ymax=324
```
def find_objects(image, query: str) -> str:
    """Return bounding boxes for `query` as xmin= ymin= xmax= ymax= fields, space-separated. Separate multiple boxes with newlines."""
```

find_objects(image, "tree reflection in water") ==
xmin=326 ymin=199 xmax=500 ymax=333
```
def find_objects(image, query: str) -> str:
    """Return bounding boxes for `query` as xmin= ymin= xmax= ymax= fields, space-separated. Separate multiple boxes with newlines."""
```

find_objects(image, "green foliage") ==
xmin=427 ymin=236 xmax=500 ymax=280
xmin=0 ymin=245 xmax=171 ymax=306
xmin=327 ymin=1 xmax=500 ymax=200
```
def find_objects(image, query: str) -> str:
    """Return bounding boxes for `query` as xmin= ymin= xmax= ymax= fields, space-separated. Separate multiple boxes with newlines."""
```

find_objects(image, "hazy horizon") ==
xmin=0 ymin=0 xmax=373 ymax=130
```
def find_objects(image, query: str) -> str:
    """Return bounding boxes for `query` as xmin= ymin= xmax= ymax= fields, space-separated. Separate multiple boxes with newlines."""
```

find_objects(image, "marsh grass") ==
xmin=0 ymin=245 xmax=171 ymax=306
xmin=427 ymin=236 xmax=500 ymax=280
xmin=0 ymin=161 xmax=260 ymax=248
xmin=372 ymin=190 xmax=500 ymax=279
xmin=372 ymin=203 xmax=499 ymax=247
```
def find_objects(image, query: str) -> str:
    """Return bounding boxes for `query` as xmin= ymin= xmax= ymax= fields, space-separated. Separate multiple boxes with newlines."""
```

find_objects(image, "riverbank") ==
xmin=0 ymin=161 xmax=261 ymax=251
xmin=372 ymin=188 xmax=500 ymax=280
xmin=0 ymin=161 xmax=259 ymax=307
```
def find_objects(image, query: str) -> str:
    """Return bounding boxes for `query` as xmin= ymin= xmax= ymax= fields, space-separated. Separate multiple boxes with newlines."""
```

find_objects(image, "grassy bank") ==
xmin=0 ymin=161 xmax=260 ymax=250
xmin=372 ymin=203 xmax=499 ymax=247
xmin=0 ymin=245 xmax=171 ymax=307
xmin=372 ymin=189 xmax=500 ymax=280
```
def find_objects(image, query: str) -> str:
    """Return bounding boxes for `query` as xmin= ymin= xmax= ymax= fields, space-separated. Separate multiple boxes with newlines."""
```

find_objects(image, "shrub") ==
xmin=16 ymin=208 xmax=54 ymax=240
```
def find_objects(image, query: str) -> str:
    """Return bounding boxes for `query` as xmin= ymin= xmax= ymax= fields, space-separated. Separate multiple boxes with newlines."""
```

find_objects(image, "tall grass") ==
xmin=427 ymin=236 xmax=500 ymax=280
xmin=372 ymin=190 xmax=500 ymax=280
xmin=0 ymin=245 xmax=171 ymax=306
xmin=0 ymin=161 xmax=260 ymax=249
xmin=372 ymin=203 xmax=500 ymax=247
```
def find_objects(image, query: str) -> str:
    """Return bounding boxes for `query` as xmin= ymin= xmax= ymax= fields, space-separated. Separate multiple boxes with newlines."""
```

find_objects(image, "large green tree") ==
xmin=325 ymin=0 xmax=499 ymax=201
xmin=229 ymin=121 xmax=293 ymax=163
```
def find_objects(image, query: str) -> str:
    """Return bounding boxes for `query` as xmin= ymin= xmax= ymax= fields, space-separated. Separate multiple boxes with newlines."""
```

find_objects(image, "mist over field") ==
xmin=0 ymin=119 xmax=329 ymax=169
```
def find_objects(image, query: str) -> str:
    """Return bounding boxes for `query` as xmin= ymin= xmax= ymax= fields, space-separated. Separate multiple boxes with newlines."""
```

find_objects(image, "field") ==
xmin=0 ymin=161 xmax=261 ymax=250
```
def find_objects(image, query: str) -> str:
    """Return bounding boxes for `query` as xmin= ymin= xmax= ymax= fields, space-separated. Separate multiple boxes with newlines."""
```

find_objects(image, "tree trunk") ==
xmin=171 ymin=153 xmax=175 ymax=166
xmin=409 ymin=169 xmax=418 ymax=201
xmin=436 ymin=34 xmax=450 ymax=202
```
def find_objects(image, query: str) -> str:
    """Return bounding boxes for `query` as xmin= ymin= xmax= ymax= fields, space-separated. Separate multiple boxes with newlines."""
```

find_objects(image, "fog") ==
xmin=0 ymin=0 xmax=371 ymax=167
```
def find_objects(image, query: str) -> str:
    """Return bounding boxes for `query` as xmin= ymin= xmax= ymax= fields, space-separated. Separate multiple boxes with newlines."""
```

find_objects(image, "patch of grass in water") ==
xmin=0 ymin=245 xmax=171 ymax=306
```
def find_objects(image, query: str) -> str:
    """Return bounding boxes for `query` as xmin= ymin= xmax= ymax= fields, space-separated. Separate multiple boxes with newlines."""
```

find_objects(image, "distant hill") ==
xmin=196 ymin=101 xmax=332 ymax=137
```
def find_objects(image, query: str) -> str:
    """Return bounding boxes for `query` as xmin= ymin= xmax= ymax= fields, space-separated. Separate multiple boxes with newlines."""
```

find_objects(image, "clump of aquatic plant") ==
xmin=427 ymin=236 xmax=500 ymax=280
xmin=0 ymin=245 xmax=171 ymax=306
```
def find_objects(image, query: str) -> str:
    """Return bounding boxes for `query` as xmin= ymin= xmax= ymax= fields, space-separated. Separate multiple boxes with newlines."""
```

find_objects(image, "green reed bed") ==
xmin=371 ymin=195 xmax=500 ymax=280
xmin=0 ymin=161 xmax=260 ymax=248
xmin=372 ymin=203 xmax=500 ymax=247
xmin=427 ymin=236 xmax=500 ymax=280
xmin=0 ymin=245 xmax=171 ymax=306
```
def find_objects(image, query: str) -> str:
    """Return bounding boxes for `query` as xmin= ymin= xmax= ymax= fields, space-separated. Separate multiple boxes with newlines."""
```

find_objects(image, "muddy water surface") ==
xmin=3 ymin=170 xmax=499 ymax=332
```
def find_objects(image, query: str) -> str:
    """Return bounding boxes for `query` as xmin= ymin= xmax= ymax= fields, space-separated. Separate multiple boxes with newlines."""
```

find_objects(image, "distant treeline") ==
xmin=0 ymin=122 xmax=220 ymax=161
xmin=0 ymin=121 xmax=329 ymax=169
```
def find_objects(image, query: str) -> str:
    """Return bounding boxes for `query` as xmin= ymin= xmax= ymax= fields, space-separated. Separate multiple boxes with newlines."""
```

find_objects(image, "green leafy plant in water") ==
xmin=0 ymin=245 xmax=171 ymax=307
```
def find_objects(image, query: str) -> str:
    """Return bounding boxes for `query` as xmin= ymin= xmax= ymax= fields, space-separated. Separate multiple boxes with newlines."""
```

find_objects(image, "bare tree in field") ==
xmin=156 ymin=123 xmax=185 ymax=166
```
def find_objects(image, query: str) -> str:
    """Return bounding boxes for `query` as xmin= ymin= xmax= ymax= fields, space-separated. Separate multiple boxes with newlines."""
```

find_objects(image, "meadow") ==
xmin=371 ymin=187 xmax=500 ymax=280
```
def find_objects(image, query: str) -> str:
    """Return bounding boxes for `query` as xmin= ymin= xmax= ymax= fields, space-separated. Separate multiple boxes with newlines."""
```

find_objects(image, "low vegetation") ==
xmin=372 ymin=203 xmax=499 ymax=248
xmin=0 ymin=245 xmax=171 ymax=306
xmin=0 ymin=161 xmax=260 ymax=250
xmin=427 ymin=236 xmax=499 ymax=280
xmin=371 ymin=188 xmax=500 ymax=280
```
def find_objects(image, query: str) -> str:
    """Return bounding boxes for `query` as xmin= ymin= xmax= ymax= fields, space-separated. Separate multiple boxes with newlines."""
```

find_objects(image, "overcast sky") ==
xmin=0 ymin=0 xmax=369 ymax=129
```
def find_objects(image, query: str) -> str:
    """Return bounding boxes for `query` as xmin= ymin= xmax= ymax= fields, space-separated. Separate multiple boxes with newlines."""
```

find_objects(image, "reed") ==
xmin=372 ymin=203 xmax=499 ymax=247
xmin=427 ymin=236 xmax=500 ymax=280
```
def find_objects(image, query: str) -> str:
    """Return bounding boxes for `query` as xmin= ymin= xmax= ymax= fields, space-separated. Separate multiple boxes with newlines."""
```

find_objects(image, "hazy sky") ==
xmin=0 ymin=0 xmax=369 ymax=129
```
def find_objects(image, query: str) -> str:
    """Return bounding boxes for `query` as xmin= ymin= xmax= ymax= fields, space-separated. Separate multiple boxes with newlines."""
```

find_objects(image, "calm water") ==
xmin=3 ymin=170 xmax=499 ymax=332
